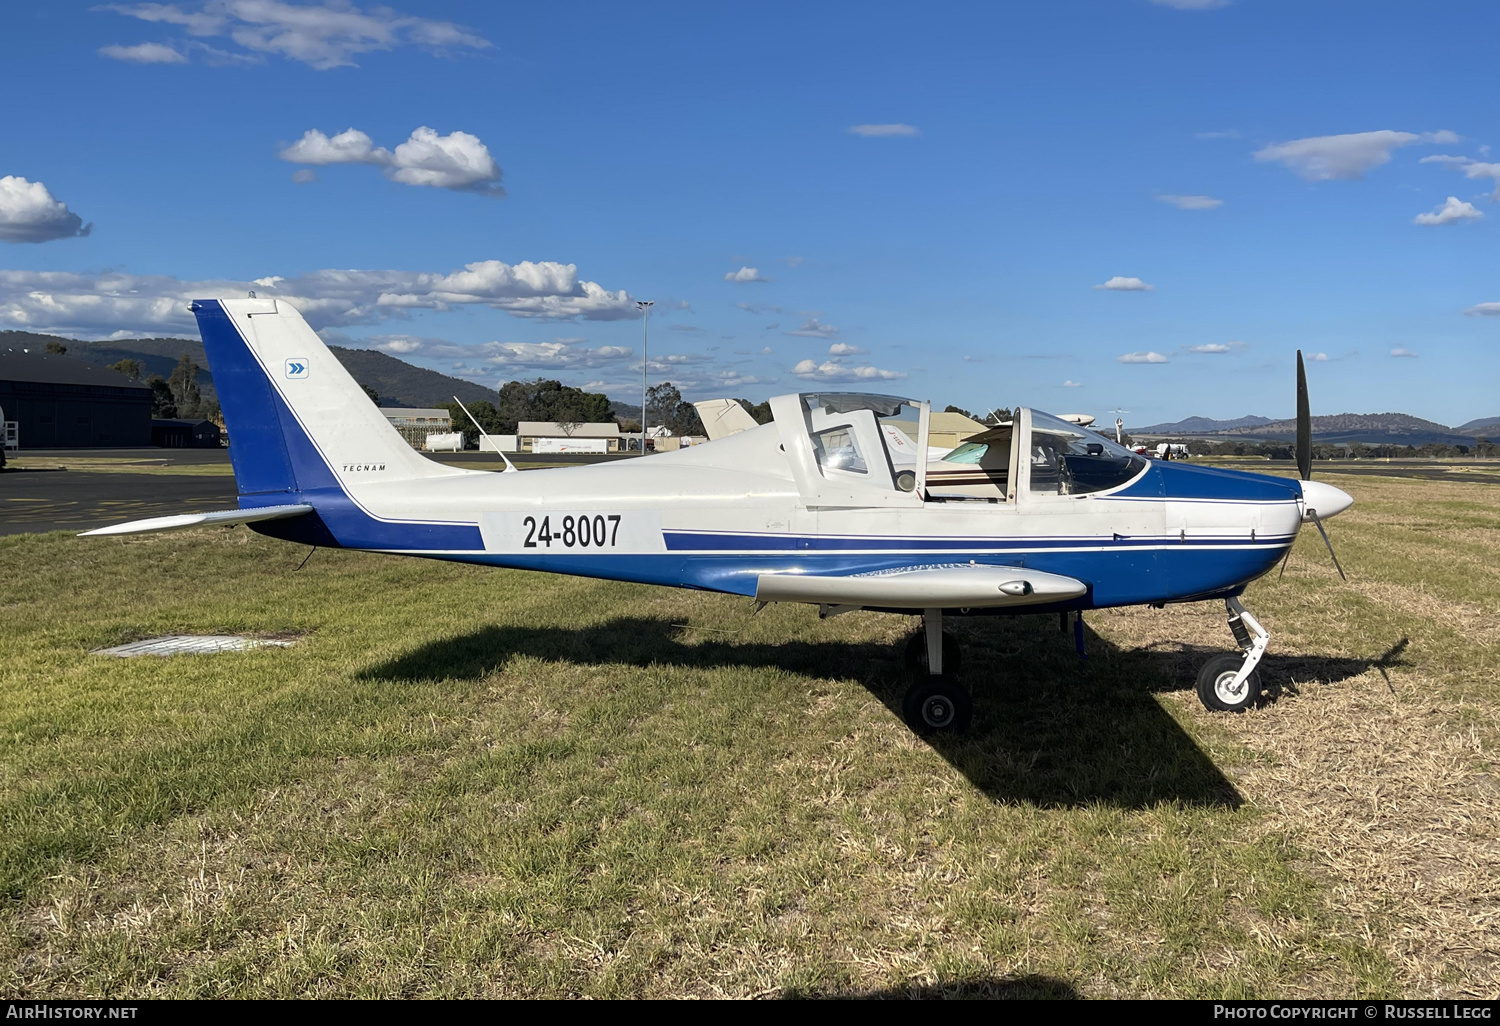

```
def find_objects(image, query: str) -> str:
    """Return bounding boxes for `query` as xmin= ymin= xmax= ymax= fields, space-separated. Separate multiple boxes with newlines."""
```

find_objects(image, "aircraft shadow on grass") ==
xmin=362 ymin=614 xmax=1410 ymax=812
xmin=782 ymin=974 xmax=1080 ymax=999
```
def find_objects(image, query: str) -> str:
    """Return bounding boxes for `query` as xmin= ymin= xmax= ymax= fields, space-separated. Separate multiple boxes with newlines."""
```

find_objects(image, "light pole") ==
xmin=637 ymin=300 xmax=653 ymax=455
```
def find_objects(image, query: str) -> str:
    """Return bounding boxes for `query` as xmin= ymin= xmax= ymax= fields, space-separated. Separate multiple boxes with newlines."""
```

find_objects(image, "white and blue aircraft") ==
xmin=85 ymin=298 xmax=1354 ymax=733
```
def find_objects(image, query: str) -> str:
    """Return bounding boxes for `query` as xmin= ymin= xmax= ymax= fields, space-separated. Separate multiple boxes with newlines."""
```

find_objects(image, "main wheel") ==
xmin=1195 ymin=652 xmax=1261 ymax=713
xmin=903 ymin=631 xmax=963 ymax=676
xmin=902 ymin=679 xmax=974 ymax=734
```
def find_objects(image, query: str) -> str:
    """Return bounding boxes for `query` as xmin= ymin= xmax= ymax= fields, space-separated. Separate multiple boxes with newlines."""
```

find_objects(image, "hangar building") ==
xmin=0 ymin=351 xmax=152 ymax=448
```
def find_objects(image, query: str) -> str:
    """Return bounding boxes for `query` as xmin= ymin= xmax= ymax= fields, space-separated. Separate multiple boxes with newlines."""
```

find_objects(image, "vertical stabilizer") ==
xmin=192 ymin=298 xmax=467 ymax=500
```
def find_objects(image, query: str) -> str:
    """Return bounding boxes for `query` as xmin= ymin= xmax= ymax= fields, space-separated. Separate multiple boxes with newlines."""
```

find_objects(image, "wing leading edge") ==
xmin=755 ymin=563 xmax=1087 ymax=609
xmin=79 ymin=504 xmax=314 ymax=537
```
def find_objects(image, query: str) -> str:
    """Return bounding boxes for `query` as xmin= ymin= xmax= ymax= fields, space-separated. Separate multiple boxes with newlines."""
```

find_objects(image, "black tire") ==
xmin=902 ymin=679 xmax=974 ymax=734
xmin=903 ymin=631 xmax=963 ymax=676
xmin=1195 ymin=652 xmax=1261 ymax=713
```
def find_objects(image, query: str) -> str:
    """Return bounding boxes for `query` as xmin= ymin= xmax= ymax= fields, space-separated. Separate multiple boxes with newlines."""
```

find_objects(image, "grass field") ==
xmin=1 ymin=472 xmax=1496 ymax=998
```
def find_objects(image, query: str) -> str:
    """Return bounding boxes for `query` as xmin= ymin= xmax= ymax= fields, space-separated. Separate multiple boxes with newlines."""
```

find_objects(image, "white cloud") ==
xmin=1253 ymin=130 xmax=1458 ymax=181
xmin=1117 ymin=352 xmax=1169 ymax=364
xmin=1464 ymin=302 xmax=1500 ymax=317
xmin=1307 ymin=352 xmax=1330 ymax=361
xmin=279 ymin=126 xmax=503 ymax=194
xmin=98 ymin=1 xmax=490 ymax=70
xmin=786 ymin=317 xmax=840 ymax=339
xmin=98 ymin=41 xmax=186 ymax=62
xmin=1094 ymin=276 xmax=1154 ymax=291
xmin=0 ymin=177 xmax=92 ymax=244
xmin=1419 ymin=155 xmax=1500 ymax=199
xmin=724 ymin=266 xmax=768 ymax=283
xmin=758 ymin=346 xmax=773 ymax=355
xmin=1390 ymin=348 xmax=1418 ymax=358
xmin=281 ymin=127 xmax=380 ymax=164
xmin=291 ymin=168 xmax=317 ymax=184
xmin=356 ymin=334 xmax=638 ymax=372
xmin=1156 ymin=194 xmax=1223 ymax=210
xmin=827 ymin=342 xmax=864 ymax=356
xmin=1062 ymin=380 xmax=1082 ymax=387
xmin=1184 ymin=341 xmax=1246 ymax=354
xmin=1151 ymin=0 xmax=1230 ymax=8
xmin=792 ymin=359 xmax=906 ymax=382
xmin=1413 ymin=196 xmax=1483 ymax=225
xmin=0 ymin=258 xmax=636 ymax=336
xmin=1195 ymin=130 xmax=1240 ymax=140
xmin=847 ymin=124 xmax=920 ymax=137
xmin=783 ymin=256 xmax=804 ymax=268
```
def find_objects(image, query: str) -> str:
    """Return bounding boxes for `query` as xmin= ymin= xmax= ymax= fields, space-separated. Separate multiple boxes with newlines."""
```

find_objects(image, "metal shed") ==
xmin=0 ymin=351 xmax=152 ymax=448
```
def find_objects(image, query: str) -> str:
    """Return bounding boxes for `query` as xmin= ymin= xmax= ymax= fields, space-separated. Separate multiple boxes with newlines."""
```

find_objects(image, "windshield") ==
xmin=1028 ymin=410 xmax=1148 ymax=496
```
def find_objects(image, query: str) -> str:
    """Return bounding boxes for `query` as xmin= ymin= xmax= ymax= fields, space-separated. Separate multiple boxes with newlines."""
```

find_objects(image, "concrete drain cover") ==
xmin=94 ymin=635 xmax=295 ymax=657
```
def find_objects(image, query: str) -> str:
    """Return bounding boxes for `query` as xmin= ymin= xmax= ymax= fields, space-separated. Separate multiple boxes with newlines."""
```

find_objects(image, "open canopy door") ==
xmin=770 ymin=392 xmax=929 ymax=509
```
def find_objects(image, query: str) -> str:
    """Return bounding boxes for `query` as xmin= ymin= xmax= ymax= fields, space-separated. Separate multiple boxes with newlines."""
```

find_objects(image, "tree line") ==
xmin=49 ymin=341 xmax=218 ymax=422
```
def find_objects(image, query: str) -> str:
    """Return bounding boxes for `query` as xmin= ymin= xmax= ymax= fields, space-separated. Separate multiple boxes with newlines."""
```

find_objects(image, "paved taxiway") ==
xmin=0 ymin=448 xmax=629 ymax=536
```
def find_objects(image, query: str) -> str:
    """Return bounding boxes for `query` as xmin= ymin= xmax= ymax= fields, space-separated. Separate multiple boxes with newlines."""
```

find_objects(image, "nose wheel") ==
xmin=900 ymin=608 xmax=973 ymax=734
xmin=1195 ymin=596 xmax=1269 ymax=713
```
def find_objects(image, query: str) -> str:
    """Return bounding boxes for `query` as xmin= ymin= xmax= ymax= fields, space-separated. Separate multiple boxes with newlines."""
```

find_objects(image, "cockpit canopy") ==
xmin=769 ymin=393 xmax=1148 ymax=507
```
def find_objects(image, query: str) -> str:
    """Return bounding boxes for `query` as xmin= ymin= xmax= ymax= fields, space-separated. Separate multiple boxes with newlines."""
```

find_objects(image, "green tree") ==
xmin=167 ymin=354 xmax=204 ymax=418
xmin=494 ymin=378 xmax=616 ymax=434
xmin=360 ymin=383 xmax=380 ymax=405
xmin=646 ymin=382 xmax=705 ymax=436
xmin=943 ymin=404 xmax=977 ymax=419
xmin=109 ymin=358 xmax=143 ymax=382
xmin=43 ymin=340 xmax=67 ymax=356
xmin=147 ymin=375 xmax=177 ymax=418
xmin=737 ymin=399 xmax=773 ymax=425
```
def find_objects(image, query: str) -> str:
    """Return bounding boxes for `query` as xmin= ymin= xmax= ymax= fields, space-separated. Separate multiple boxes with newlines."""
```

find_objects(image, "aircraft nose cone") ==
xmin=1301 ymin=479 xmax=1353 ymax=521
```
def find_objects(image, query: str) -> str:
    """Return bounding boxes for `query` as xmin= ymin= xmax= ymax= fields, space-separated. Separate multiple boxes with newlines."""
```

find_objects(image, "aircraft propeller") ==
xmin=1285 ymin=349 xmax=1347 ymax=580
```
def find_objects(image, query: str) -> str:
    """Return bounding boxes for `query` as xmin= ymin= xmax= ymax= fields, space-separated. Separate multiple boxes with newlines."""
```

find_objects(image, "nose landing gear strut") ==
xmin=901 ymin=608 xmax=973 ymax=734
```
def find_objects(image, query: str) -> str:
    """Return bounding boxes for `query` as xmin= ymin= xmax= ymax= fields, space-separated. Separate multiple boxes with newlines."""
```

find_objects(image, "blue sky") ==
xmin=4 ymin=0 xmax=1499 ymax=427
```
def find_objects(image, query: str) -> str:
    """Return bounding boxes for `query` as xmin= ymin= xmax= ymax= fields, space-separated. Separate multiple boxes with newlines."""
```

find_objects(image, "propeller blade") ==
xmin=1309 ymin=511 xmax=1347 ymax=581
xmin=1296 ymin=349 xmax=1311 ymax=481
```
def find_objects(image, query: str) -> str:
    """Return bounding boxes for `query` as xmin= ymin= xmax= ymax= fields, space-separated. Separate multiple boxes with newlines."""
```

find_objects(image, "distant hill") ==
xmin=1135 ymin=414 xmax=1273 ymax=434
xmin=322 ymin=347 xmax=501 ymax=408
xmin=1229 ymin=412 xmax=1470 ymax=446
xmin=0 ymin=330 xmax=505 ymax=410
xmin=1139 ymin=411 xmax=1475 ymax=447
xmin=1455 ymin=416 xmax=1500 ymax=437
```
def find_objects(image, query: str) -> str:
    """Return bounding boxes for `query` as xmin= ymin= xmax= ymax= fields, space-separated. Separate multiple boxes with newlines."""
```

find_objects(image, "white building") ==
xmin=516 ymin=421 xmax=623 ymax=453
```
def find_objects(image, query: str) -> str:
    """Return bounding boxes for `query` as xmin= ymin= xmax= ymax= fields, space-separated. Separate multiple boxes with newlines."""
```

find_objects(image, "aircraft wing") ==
xmin=79 ymin=504 xmax=314 ymax=537
xmin=693 ymin=398 xmax=760 ymax=440
xmin=755 ymin=563 xmax=1087 ymax=609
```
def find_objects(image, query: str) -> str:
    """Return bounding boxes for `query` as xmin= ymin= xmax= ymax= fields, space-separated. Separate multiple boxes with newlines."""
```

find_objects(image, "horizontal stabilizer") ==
xmin=80 ymin=504 xmax=314 ymax=537
xmin=755 ymin=563 xmax=1087 ymax=609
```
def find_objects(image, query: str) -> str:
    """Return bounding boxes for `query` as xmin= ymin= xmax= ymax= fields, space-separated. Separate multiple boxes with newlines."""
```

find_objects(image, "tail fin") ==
xmin=692 ymin=398 xmax=759 ymax=441
xmin=192 ymin=297 xmax=465 ymax=500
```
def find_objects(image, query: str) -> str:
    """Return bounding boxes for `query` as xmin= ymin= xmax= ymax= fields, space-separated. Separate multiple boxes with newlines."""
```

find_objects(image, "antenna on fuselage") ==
xmin=452 ymin=395 xmax=518 ymax=473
